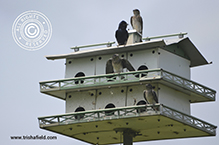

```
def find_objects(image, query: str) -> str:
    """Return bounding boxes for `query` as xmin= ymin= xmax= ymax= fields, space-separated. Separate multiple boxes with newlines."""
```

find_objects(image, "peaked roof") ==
xmin=46 ymin=37 xmax=209 ymax=67
xmin=178 ymin=38 xmax=209 ymax=67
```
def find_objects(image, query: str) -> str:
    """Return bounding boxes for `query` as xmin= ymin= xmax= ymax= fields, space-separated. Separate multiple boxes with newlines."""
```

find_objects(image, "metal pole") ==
xmin=123 ymin=129 xmax=133 ymax=145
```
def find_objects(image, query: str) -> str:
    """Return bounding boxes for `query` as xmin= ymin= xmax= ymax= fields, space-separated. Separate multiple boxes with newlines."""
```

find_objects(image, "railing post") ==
xmin=97 ymin=112 xmax=100 ymax=118
xmin=118 ymin=110 xmax=120 ymax=118
xmin=159 ymin=104 xmax=162 ymax=113
xmin=160 ymin=69 xmax=163 ymax=78
xmin=57 ymin=117 xmax=60 ymax=123
xmin=58 ymin=81 xmax=61 ymax=88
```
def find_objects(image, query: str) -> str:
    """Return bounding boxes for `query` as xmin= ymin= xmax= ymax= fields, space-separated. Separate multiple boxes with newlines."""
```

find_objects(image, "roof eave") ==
xmin=45 ymin=37 xmax=209 ymax=68
xmin=45 ymin=39 xmax=166 ymax=60
xmin=177 ymin=38 xmax=209 ymax=67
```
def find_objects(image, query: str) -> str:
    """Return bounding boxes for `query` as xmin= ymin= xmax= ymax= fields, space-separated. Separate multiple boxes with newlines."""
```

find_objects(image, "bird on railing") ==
xmin=115 ymin=20 xmax=129 ymax=45
xmin=106 ymin=54 xmax=135 ymax=74
xmin=106 ymin=54 xmax=135 ymax=80
xmin=143 ymin=84 xmax=159 ymax=110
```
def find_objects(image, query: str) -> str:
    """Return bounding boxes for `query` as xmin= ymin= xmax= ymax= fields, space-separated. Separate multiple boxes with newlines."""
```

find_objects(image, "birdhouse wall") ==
xmin=157 ymin=48 xmax=191 ymax=79
xmin=65 ymin=84 xmax=159 ymax=113
xmin=65 ymin=53 xmax=129 ymax=79
xmin=158 ymin=84 xmax=191 ymax=114
xmin=127 ymin=48 xmax=190 ymax=79
xmin=65 ymin=87 xmax=127 ymax=113
xmin=65 ymin=57 xmax=96 ymax=78
xmin=95 ymin=87 xmax=127 ymax=110
xmin=65 ymin=46 xmax=190 ymax=79
xmin=65 ymin=83 xmax=191 ymax=115
xmin=66 ymin=90 xmax=96 ymax=113
xmin=65 ymin=49 xmax=158 ymax=80
xmin=127 ymin=49 xmax=158 ymax=71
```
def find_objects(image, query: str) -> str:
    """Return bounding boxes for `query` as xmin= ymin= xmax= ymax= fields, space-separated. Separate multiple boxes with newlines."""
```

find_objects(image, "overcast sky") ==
xmin=1 ymin=0 xmax=218 ymax=145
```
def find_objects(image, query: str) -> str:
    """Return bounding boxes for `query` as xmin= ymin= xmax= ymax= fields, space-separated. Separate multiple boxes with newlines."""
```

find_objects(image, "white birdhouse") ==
xmin=38 ymin=32 xmax=216 ymax=145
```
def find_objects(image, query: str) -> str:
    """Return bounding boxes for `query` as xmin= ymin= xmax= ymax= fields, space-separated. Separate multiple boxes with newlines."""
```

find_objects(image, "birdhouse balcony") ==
xmin=38 ymin=104 xmax=217 ymax=145
xmin=40 ymin=68 xmax=215 ymax=103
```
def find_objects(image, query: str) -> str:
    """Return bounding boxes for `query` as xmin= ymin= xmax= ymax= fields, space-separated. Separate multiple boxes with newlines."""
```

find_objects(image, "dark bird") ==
xmin=106 ymin=54 xmax=135 ymax=75
xmin=130 ymin=9 xmax=143 ymax=35
xmin=143 ymin=84 xmax=158 ymax=105
xmin=115 ymin=20 xmax=129 ymax=45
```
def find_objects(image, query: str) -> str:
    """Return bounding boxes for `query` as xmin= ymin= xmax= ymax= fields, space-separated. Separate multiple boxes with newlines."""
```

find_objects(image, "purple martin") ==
xmin=143 ymin=84 xmax=158 ymax=105
xmin=130 ymin=9 xmax=143 ymax=35
xmin=106 ymin=54 xmax=135 ymax=74
xmin=115 ymin=20 xmax=129 ymax=45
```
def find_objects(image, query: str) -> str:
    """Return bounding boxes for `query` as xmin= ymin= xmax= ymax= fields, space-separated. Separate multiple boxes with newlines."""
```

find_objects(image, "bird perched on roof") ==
xmin=143 ymin=84 xmax=158 ymax=106
xmin=130 ymin=9 xmax=143 ymax=35
xmin=106 ymin=54 xmax=135 ymax=76
xmin=115 ymin=20 xmax=129 ymax=45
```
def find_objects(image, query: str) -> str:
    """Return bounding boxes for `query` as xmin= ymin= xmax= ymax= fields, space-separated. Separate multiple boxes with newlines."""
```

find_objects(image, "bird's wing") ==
xmin=152 ymin=90 xmax=158 ymax=103
xmin=143 ymin=90 xmax=149 ymax=104
xmin=121 ymin=59 xmax=135 ymax=71
xmin=106 ymin=59 xmax=114 ymax=74
xmin=130 ymin=16 xmax=134 ymax=28
xmin=125 ymin=30 xmax=129 ymax=41
xmin=115 ymin=29 xmax=125 ymax=45
xmin=137 ymin=16 xmax=143 ymax=34
xmin=115 ymin=30 xmax=119 ymax=42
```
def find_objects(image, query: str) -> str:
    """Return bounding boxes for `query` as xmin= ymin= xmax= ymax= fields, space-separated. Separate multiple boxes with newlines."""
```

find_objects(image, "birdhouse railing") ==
xmin=71 ymin=41 xmax=115 ymax=52
xmin=160 ymin=104 xmax=217 ymax=134
xmin=142 ymin=32 xmax=188 ymax=41
xmin=38 ymin=104 xmax=216 ymax=135
xmin=39 ymin=68 xmax=216 ymax=101
xmin=69 ymin=32 xmax=187 ymax=52
xmin=160 ymin=70 xmax=216 ymax=100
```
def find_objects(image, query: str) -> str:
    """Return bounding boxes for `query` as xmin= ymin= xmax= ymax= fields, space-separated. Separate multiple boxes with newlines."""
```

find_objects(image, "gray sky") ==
xmin=1 ymin=0 xmax=218 ymax=145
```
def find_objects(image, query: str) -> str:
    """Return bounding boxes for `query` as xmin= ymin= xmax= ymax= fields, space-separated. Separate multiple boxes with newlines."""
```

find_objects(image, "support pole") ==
xmin=123 ymin=130 xmax=133 ymax=145
xmin=114 ymin=128 xmax=139 ymax=145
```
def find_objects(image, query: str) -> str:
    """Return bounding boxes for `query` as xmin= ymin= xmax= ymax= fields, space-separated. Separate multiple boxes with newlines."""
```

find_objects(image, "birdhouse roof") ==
xmin=46 ymin=37 xmax=209 ymax=67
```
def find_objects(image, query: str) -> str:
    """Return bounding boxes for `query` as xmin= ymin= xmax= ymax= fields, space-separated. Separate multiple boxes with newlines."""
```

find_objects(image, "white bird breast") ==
xmin=132 ymin=17 xmax=142 ymax=33
xmin=112 ymin=62 xmax=123 ymax=73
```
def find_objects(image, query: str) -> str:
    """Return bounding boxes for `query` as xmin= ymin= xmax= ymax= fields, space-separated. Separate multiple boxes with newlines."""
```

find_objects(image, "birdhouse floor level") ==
xmin=38 ymin=104 xmax=216 ymax=145
xmin=39 ymin=68 xmax=216 ymax=103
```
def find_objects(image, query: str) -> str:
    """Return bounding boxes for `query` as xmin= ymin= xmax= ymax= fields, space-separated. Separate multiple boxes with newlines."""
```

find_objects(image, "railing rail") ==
xmin=161 ymin=70 xmax=216 ymax=99
xmin=142 ymin=32 xmax=188 ymax=41
xmin=161 ymin=105 xmax=217 ymax=134
xmin=69 ymin=32 xmax=187 ymax=51
xmin=70 ymin=41 xmax=115 ymax=52
xmin=39 ymin=68 xmax=216 ymax=100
